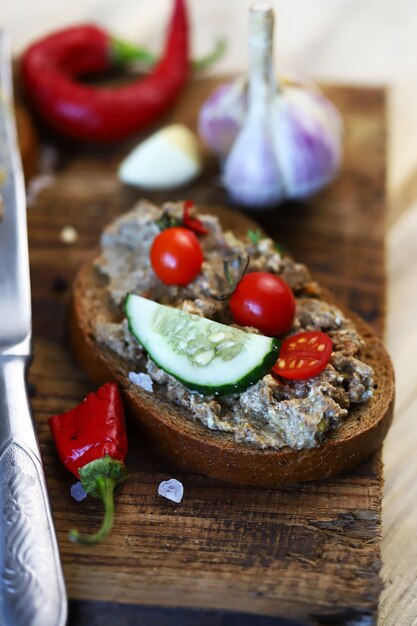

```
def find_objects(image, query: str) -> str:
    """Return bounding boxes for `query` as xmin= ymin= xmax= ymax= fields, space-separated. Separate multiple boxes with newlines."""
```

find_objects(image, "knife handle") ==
xmin=0 ymin=356 xmax=67 ymax=626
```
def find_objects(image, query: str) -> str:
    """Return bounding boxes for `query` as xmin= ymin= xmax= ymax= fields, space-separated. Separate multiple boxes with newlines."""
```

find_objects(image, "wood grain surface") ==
xmin=25 ymin=79 xmax=387 ymax=625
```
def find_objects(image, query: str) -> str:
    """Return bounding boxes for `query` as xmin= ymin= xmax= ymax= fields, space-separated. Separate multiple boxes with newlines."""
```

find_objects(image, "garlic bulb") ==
xmin=198 ymin=3 xmax=343 ymax=208
xmin=118 ymin=124 xmax=203 ymax=190
xmin=198 ymin=78 xmax=246 ymax=159
xmin=272 ymin=87 xmax=342 ymax=198
xmin=224 ymin=4 xmax=285 ymax=207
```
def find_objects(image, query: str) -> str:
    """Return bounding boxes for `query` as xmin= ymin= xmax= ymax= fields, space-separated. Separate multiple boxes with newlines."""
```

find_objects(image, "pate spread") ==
xmin=94 ymin=201 xmax=374 ymax=451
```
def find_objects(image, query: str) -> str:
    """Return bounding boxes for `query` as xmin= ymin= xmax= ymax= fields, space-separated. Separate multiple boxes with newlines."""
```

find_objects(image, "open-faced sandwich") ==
xmin=71 ymin=200 xmax=394 ymax=485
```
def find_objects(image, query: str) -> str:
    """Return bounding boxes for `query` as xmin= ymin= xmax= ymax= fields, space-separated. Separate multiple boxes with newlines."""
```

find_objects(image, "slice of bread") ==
xmin=70 ymin=208 xmax=394 ymax=486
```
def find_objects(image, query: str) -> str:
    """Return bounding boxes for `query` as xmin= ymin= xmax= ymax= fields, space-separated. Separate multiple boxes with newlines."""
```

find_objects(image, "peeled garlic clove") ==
xmin=198 ymin=78 xmax=246 ymax=158
xmin=118 ymin=124 xmax=203 ymax=190
xmin=273 ymin=87 xmax=343 ymax=198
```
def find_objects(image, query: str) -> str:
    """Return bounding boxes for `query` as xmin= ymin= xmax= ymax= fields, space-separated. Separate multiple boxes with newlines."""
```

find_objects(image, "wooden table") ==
xmin=20 ymin=78 xmax=392 ymax=626
xmin=380 ymin=187 xmax=417 ymax=625
xmin=6 ymin=1 xmax=417 ymax=621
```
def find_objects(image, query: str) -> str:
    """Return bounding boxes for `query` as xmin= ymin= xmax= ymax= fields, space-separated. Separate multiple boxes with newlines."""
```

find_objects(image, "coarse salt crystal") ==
xmin=128 ymin=371 xmax=153 ymax=392
xmin=60 ymin=225 xmax=78 ymax=244
xmin=70 ymin=481 xmax=87 ymax=502
xmin=158 ymin=479 xmax=184 ymax=503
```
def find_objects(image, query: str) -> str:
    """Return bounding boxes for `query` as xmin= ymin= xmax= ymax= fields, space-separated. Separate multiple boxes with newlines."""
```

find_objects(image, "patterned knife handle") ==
xmin=0 ymin=356 xmax=67 ymax=626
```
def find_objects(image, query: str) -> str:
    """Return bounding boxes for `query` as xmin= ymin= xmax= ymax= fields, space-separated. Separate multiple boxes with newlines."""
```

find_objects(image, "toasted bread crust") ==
xmin=70 ymin=255 xmax=394 ymax=485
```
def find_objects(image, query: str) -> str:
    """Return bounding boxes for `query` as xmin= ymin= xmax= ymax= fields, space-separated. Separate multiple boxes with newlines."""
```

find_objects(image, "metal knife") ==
xmin=0 ymin=32 xmax=67 ymax=626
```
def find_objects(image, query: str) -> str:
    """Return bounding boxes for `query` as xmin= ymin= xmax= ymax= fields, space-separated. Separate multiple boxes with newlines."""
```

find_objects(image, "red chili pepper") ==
xmin=48 ymin=383 xmax=128 ymax=544
xmin=21 ymin=0 xmax=189 ymax=141
xmin=182 ymin=200 xmax=208 ymax=235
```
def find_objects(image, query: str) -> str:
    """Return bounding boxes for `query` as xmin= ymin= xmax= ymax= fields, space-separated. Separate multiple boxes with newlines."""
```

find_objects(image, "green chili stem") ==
xmin=69 ymin=476 xmax=115 ymax=545
xmin=111 ymin=37 xmax=227 ymax=70
xmin=111 ymin=37 xmax=156 ymax=65
xmin=192 ymin=38 xmax=227 ymax=70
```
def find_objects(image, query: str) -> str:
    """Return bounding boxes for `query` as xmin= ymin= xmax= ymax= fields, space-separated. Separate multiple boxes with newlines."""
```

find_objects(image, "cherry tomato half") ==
xmin=272 ymin=331 xmax=333 ymax=380
xmin=150 ymin=227 xmax=203 ymax=286
xmin=229 ymin=272 xmax=295 ymax=336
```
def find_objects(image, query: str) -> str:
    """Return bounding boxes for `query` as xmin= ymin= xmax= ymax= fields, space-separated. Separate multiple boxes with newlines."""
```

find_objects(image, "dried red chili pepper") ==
xmin=155 ymin=200 xmax=208 ymax=234
xmin=48 ymin=383 xmax=128 ymax=544
xmin=182 ymin=200 xmax=208 ymax=235
xmin=21 ymin=0 xmax=189 ymax=141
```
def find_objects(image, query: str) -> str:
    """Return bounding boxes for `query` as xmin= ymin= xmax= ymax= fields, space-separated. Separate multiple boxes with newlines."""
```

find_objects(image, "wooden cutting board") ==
xmin=26 ymin=79 xmax=387 ymax=626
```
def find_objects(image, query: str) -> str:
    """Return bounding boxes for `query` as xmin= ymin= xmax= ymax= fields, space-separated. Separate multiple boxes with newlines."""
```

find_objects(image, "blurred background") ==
xmin=4 ymin=0 xmax=417 ymax=199
xmin=2 ymin=2 xmax=417 ymax=625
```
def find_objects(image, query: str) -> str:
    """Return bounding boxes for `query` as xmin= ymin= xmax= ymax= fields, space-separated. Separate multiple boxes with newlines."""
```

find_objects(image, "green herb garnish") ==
xmin=247 ymin=229 xmax=264 ymax=245
xmin=156 ymin=211 xmax=181 ymax=231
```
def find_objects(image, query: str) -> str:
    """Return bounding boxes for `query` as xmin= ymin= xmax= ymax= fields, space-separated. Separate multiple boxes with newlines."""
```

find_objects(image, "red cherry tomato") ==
xmin=272 ymin=331 xmax=333 ymax=380
xmin=229 ymin=272 xmax=295 ymax=336
xmin=150 ymin=227 xmax=203 ymax=286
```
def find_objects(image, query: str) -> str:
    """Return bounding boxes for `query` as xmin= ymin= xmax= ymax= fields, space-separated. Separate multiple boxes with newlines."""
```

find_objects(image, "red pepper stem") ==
xmin=111 ymin=37 xmax=156 ymax=66
xmin=68 ymin=455 xmax=127 ymax=545
xmin=69 ymin=476 xmax=115 ymax=545
xmin=111 ymin=36 xmax=227 ymax=70
xmin=192 ymin=38 xmax=227 ymax=70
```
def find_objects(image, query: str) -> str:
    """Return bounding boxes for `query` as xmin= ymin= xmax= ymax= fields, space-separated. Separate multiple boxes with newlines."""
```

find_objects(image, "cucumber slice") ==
xmin=125 ymin=294 xmax=279 ymax=395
